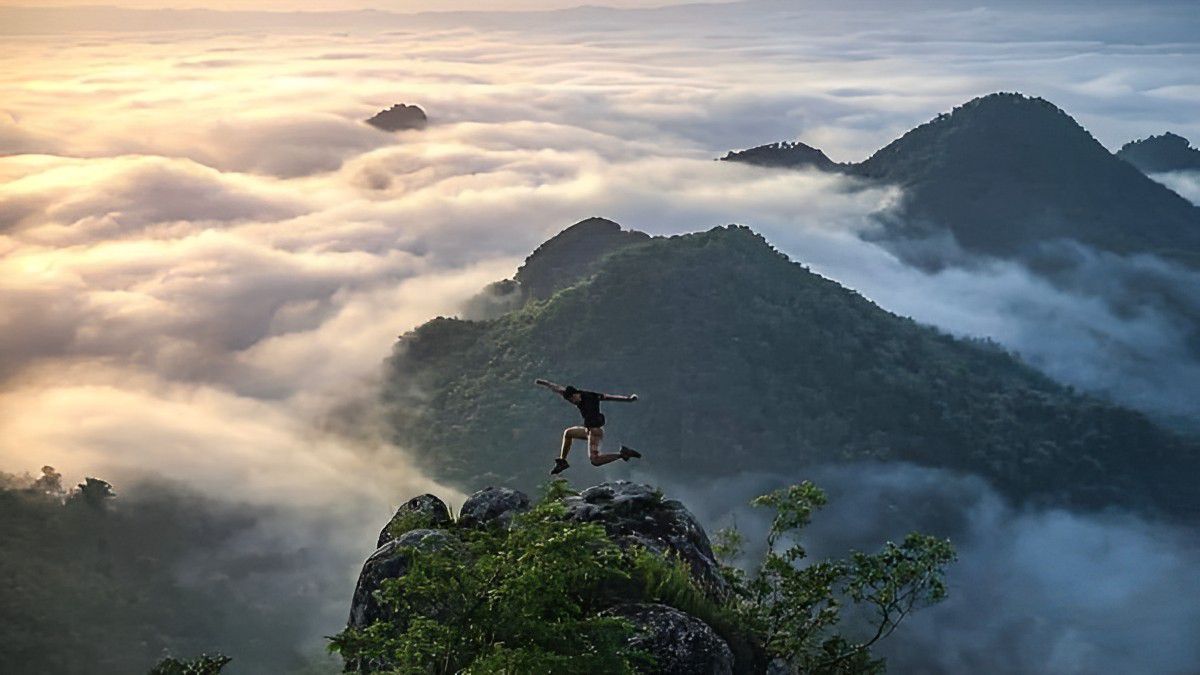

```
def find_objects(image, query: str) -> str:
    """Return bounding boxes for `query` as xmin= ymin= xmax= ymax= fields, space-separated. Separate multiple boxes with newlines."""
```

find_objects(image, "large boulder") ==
xmin=607 ymin=603 xmax=734 ymax=675
xmin=349 ymin=528 xmax=454 ymax=629
xmin=563 ymin=481 xmax=729 ymax=598
xmin=457 ymin=486 xmax=530 ymax=529
xmin=376 ymin=493 xmax=452 ymax=548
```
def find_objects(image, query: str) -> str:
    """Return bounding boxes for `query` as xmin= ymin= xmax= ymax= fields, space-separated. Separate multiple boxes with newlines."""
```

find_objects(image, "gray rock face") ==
xmin=349 ymin=528 xmax=453 ymax=629
xmin=608 ymin=603 xmax=734 ymax=675
xmin=457 ymin=486 xmax=530 ymax=529
xmin=376 ymin=493 xmax=451 ymax=548
xmin=563 ymin=481 xmax=729 ymax=597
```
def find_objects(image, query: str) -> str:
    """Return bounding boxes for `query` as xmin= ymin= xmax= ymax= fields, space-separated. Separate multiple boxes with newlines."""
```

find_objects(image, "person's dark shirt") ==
xmin=566 ymin=390 xmax=606 ymax=428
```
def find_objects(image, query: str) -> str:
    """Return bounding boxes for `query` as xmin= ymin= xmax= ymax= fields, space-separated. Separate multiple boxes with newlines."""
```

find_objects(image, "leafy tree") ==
xmin=33 ymin=465 xmax=65 ymax=498
xmin=71 ymin=476 xmax=116 ymax=509
xmin=719 ymin=482 xmax=955 ymax=674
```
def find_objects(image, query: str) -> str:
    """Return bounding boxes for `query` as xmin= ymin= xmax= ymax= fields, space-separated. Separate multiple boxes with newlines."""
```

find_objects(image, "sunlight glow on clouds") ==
xmin=2 ymin=0 xmax=1199 ymax=539
xmin=1 ymin=2 xmax=1199 ymax=662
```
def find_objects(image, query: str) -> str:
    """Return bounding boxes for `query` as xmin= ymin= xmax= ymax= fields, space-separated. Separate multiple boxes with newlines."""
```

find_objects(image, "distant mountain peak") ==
xmin=856 ymin=93 xmax=1200 ymax=262
xmin=513 ymin=217 xmax=651 ymax=300
xmin=365 ymin=103 xmax=427 ymax=131
xmin=719 ymin=141 xmax=839 ymax=171
xmin=723 ymin=92 xmax=1200 ymax=266
xmin=955 ymin=91 xmax=1067 ymax=114
xmin=856 ymin=92 xmax=1098 ymax=179
xmin=1118 ymin=132 xmax=1200 ymax=173
xmin=555 ymin=216 xmax=623 ymax=235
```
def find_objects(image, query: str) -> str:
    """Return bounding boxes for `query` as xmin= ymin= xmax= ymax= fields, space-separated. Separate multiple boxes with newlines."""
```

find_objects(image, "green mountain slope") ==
xmin=383 ymin=222 xmax=1199 ymax=516
xmin=515 ymin=216 xmax=651 ymax=300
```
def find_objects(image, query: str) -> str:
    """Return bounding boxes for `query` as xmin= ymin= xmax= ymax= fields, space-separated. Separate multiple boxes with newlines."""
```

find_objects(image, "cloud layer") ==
xmin=665 ymin=463 xmax=1200 ymax=675
xmin=2 ymin=2 xmax=1198 ymax=668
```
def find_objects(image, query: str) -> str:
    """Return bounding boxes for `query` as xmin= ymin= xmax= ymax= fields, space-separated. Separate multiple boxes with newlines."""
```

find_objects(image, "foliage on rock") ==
xmin=334 ymin=480 xmax=954 ymax=674
xmin=148 ymin=653 xmax=231 ymax=675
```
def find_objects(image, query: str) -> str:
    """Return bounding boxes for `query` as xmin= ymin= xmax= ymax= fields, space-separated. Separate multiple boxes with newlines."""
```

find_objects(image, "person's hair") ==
xmin=562 ymin=386 xmax=579 ymax=398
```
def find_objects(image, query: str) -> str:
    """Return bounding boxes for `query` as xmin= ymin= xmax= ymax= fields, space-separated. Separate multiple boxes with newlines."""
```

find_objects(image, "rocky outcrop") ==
xmin=457 ymin=486 xmax=530 ymax=529
xmin=607 ymin=603 xmax=734 ymax=675
xmin=563 ymin=481 xmax=730 ymax=598
xmin=346 ymin=482 xmax=748 ymax=672
xmin=365 ymin=103 xmax=427 ymax=131
xmin=376 ymin=493 xmax=451 ymax=548
xmin=349 ymin=488 xmax=532 ymax=635
xmin=349 ymin=528 xmax=455 ymax=629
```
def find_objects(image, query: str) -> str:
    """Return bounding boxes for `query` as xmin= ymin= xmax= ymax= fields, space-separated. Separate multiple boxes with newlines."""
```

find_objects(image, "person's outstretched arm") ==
xmin=600 ymin=392 xmax=638 ymax=402
xmin=534 ymin=378 xmax=567 ymax=395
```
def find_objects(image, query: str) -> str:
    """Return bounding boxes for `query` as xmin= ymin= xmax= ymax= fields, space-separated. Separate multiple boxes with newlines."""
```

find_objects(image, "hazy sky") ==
xmin=3 ymin=1 xmax=1199 ymax=668
xmin=0 ymin=0 xmax=697 ymax=10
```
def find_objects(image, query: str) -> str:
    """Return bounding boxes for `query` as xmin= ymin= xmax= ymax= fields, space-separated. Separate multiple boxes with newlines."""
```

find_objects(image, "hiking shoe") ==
xmin=550 ymin=458 xmax=570 ymax=475
xmin=619 ymin=445 xmax=641 ymax=461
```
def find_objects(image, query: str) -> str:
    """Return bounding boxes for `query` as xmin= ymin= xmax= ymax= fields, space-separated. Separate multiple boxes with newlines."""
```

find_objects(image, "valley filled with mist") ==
xmin=2 ymin=1 xmax=1199 ymax=673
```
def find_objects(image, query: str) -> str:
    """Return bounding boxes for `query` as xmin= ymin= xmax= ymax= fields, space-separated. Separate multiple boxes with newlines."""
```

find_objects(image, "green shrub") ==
xmin=331 ymin=492 xmax=648 ymax=674
xmin=148 ymin=654 xmax=231 ymax=675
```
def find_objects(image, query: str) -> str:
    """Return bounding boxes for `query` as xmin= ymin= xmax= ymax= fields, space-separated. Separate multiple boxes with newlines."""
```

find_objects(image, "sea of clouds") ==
xmin=2 ymin=2 xmax=1199 ymax=672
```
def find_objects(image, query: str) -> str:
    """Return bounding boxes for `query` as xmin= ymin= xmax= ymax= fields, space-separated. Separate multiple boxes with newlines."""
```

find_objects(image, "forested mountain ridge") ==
xmin=723 ymin=93 xmax=1200 ymax=268
xmin=383 ymin=221 xmax=1199 ymax=517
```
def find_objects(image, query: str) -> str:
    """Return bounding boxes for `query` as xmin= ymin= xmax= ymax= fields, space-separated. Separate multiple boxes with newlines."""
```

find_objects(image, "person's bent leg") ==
xmin=587 ymin=427 xmax=622 ymax=466
xmin=552 ymin=426 xmax=586 ymax=475
xmin=561 ymin=426 xmax=587 ymax=460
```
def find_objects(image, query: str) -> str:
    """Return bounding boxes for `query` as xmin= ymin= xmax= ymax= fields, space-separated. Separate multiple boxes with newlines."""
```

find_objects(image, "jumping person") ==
xmin=534 ymin=378 xmax=642 ymax=475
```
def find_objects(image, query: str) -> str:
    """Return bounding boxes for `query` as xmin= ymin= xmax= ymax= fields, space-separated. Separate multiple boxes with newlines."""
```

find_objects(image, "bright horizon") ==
xmin=0 ymin=0 xmax=704 ymax=11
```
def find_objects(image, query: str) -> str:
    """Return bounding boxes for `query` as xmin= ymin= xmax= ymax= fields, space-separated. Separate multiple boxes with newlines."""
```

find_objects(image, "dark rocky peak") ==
xmin=1118 ymin=132 xmax=1200 ymax=174
xmin=514 ymin=217 xmax=652 ymax=300
xmin=365 ymin=103 xmax=427 ymax=131
xmin=720 ymin=140 xmax=840 ymax=171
